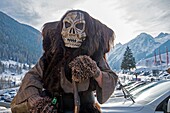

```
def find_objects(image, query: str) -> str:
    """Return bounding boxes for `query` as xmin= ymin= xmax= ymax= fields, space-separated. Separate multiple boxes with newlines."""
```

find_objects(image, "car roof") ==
xmin=133 ymin=80 xmax=170 ymax=104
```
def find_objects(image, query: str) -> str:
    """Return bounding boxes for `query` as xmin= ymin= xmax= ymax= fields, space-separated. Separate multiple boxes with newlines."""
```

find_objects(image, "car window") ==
xmin=130 ymin=82 xmax=158 ymax=95
xmin=128 ymin=82 xmax=150 ymax=92
xmin=156 ymin=96 xmax=170 ymax=113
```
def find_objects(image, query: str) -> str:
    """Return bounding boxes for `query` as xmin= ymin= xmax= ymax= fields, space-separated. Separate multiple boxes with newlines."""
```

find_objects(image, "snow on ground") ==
xmin=0 ymin=69 xmax=28 ymax=85
xmin=1 ymin=60 xmax=29 ymax=67
xmin=0 ymin=107 xmax=11 ymax=113
xmin=0 ymin=106 xmax=6 ymax=110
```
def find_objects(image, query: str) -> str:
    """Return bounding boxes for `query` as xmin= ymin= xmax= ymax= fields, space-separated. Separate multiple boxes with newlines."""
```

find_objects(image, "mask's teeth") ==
xmin=67 ymin=38 xmax=76 ymax=42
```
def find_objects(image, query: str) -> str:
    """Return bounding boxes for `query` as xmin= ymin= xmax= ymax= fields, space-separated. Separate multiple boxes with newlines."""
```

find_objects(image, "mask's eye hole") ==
xmin=75 ymin=23 xmax=84 ymax=30
xmin=65 ymin=22 xmax=71 ymax=28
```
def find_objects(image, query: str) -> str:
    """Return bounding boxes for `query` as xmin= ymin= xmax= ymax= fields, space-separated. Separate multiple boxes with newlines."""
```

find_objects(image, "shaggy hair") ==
xmin=41 ymin=10 xmax=115 ymax=95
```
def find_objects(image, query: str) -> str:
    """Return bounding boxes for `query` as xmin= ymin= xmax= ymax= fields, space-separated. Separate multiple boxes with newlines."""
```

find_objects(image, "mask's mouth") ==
xmin=63 ymin=37 xmax=83 ymax=48
xmin=67 ymin=38 xmax=76 ymax=42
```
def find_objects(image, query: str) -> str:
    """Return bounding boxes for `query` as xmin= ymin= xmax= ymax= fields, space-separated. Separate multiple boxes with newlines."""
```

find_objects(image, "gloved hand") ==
xmin=69 ymin=55 xmax=101 ymax=83
xmin=28 ymin=95 xmax=56 ymax=113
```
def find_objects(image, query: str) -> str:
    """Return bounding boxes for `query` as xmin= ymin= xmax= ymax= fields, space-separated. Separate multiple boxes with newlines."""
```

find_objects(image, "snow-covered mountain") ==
xmin=0 ymin=11 xmax=42 ymax=64
xmin=107 ymin=32 xmax=170 ymax=70
xmin=0 ymin=11 xmax=169 ymax=72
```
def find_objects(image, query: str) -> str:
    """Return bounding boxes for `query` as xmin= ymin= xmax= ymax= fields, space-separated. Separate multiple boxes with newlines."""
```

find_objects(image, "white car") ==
xmin=0 ymin=106 xmax=7 ymax=110
xmin=101 ymin=80 xmax=170 ymax=113
xmin=0 ymin=93 xmax=11 ymax=101
xmin=9 ymin=90 xmax=17 ymax=98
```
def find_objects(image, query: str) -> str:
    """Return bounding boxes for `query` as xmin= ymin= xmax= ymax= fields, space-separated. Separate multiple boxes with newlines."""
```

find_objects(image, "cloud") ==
xmin=116 ymin=0 xmax=170 ymax=34
xmin=0 ymin=0 xmax=41 ymax=25
xmin=0 ymin=0 xmax=81 ymax=29
xmin=0 ymin=0 xmax=169 ymax=44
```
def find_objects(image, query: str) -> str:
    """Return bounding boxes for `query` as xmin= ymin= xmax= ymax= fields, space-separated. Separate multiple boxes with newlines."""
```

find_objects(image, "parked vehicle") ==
xmin=0 ymin=106 xmax=7 ymax=110
xmin=9 ymin=90 xmax=17 ymax=98
xmin=0 ymin=93 xmax=11 ymax=101
xmin=159 ymin=73 xmax=170 ymax=80
xmin=101 ymin=80 xmax=170 ymax=113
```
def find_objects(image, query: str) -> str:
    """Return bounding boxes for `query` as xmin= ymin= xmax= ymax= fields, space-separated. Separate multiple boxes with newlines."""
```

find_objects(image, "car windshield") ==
xmin=130 ymin=81 xmax=158 ymax=95
xmin=132 ymin=81 xmax=170 ymax=104
xmin=128 ymin=81 xmax=150 ymax=93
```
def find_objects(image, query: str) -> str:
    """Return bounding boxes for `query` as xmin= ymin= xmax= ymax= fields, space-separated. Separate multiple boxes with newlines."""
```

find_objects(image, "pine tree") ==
xmin=121 ymin=46 xmax=136 ymax=71
xmin=0 ymin=61 xmax=3 ymax=74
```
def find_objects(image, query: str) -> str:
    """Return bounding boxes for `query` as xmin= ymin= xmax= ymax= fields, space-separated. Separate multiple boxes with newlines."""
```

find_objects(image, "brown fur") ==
xmin=41 ymin=9 xmax=115 ymax=97
xmin=69 ymin=55 xmax=99 ymax=82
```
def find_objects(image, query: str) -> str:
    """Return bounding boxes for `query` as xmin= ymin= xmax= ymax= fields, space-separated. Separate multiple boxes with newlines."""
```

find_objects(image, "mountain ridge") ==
xmin=0 ymin=11 xmax=42 ymax=64
xmin=107 ymin=32 xmax=170 ymax=70
xmin=0 ymin=11 xmax=169 ymax=71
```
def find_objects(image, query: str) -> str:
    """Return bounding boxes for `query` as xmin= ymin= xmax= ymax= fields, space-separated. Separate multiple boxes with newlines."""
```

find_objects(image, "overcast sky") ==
xmin=0 ymin=0 xmax=170 ymax=44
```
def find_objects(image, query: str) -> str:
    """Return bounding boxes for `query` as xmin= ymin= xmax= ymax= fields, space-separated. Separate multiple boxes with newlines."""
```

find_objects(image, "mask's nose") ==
xmin=69 ymin=28 xmax=75 ymax=34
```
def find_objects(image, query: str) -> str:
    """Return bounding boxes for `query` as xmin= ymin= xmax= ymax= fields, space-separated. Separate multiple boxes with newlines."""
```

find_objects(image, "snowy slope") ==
xmin=0 ymin=11 xmax=42 ymax=64
xmin=107 ymin=32 xmax=170 ymax=70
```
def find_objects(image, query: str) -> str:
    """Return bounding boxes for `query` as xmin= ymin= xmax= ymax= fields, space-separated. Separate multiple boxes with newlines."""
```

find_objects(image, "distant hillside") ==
xmin=146 ymin=40 xmax=170 ymax=58
xmin=0 ymin=11 xmax=42 ymax=64
xmin=107 ymin=32 xmax=170 ymax=70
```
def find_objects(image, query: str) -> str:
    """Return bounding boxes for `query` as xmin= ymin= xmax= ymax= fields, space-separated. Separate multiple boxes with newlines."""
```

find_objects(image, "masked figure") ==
xmin=11 ymin=10 xmax=118 ymax=113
